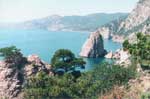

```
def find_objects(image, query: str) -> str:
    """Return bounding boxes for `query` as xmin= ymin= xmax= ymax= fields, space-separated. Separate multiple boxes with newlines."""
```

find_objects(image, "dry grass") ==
xmin=98 ymin=86 xmax=125 ymax=99
xmin=99 ymin=74 xmax=150 ymax=99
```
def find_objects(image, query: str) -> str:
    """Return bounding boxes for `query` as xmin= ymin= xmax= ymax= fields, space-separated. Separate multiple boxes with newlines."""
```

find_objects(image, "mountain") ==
xmin=0 ymin=13 xmax=128 ymax=32
xmin=92 ymin=0 xmax=150 ymax=41
xmin=118 ymin=0 xmax=150 ymax=35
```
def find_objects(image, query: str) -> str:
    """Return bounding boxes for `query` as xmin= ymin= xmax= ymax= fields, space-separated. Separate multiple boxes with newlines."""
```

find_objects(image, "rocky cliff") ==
xmin=118 ymin=0 xmax=150 ymax=33
xmin=91 ymin=0 xmax=150 ymax=42
xmin=0 ymin=54 xmax=26 ymax=99
xmin=0 ymin=55 xmax=52 ymax=99
xmin=80 ymin=31 xmax=107 ymax=58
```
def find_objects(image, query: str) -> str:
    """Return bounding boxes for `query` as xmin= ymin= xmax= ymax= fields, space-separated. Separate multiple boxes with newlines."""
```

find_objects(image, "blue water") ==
xmin=0 ymin=29 xmax=122 ymax=70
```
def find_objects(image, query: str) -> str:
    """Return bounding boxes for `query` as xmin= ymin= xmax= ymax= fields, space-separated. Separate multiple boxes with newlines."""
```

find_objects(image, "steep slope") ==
xmin=118 ymin=0 xmax=150 ymax=34
xmin=80 ymin=0 xmax=150 ymax=57
xmin=91 ymin=0 xmax=150 ymax=41
xmin=80 ymin=31 xmax=107 ymax=58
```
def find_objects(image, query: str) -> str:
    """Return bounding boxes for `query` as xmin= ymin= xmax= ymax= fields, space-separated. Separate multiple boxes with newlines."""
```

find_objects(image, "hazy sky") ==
xmin=0 ymin=0 xmax=139 ymax=22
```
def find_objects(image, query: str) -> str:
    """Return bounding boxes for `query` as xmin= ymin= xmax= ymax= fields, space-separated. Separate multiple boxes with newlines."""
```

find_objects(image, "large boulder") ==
xmin=24 ymin=54 xmax=53 ymax=78
xmin=80 ymin=31 xmax=107 ymax=58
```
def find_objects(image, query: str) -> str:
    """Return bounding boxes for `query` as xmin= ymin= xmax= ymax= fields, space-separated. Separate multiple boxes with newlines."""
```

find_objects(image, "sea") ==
xmin=0 ymin=29 xmax=122 ymax=70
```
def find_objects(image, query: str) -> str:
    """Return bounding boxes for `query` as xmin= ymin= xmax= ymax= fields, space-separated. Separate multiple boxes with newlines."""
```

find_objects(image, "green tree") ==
xmin=0 ymin=46 xmax=22 ymax=62
xmin=51 ymin=49 xmax=86 ymax=75
xmin=0 ymin=46 xmax=27 ymax=69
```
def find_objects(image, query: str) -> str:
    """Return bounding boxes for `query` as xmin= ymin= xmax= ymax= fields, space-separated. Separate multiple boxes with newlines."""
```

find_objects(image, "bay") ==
xmin=0 ymin=29 xmax=122 ymax=70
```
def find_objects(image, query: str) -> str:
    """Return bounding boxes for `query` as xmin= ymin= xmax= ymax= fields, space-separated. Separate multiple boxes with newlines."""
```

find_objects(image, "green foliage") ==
xmin=51 ymin=49 xmax=75 ymax=68
xmin=0 ymin=46 xmax=27 ymax=70
xmin=51 ymin=49 xmax=86 ymax=75
xmin=0 ymin=46 xmax=22 ymax=61
xmin=141 ymin=92 xmax=150 ymax=99
xmin=123 ymin=39 xmax=130 ymax=50
xmin=123 ymin=33 xmax=150 ymax=65
xmin=24 ymin=62 xmax=136 ymax=99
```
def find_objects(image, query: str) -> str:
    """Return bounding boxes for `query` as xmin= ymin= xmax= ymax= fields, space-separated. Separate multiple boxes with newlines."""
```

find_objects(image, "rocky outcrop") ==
xmin=114 ymin=49 xmax=131 ymax=66
xmin=117 ymin=0 xmax=150 ymax=36
xmin=24 ymin=55 xmax=53 ymax=78
xmin=97 ymin=27 xmax=111 ymax=39
xmin=80 ymin=31 xmax=107 ymax=58
xmin=105 ymin=51 xmax=113 ymax=59
xmin=0 ymin=55 xmax=26 ymax=99
xmin=112 ymin=35 xmax=125 ymax=43
xmin=118 ymin=0 xmax=150 ymax=32
xmin=105 ymin=49 xmax=131 ymax=66
xmin=0 ymin=54 xmax=52 ymax=99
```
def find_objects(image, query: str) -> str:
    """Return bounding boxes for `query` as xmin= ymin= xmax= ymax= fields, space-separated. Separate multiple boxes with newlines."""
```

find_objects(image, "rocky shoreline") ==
xmin=105 ymin=49 xmax=131 ymax=66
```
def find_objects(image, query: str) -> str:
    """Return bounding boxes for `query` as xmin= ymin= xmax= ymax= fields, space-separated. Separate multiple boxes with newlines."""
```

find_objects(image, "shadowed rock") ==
xmin=80 ymin=31 xmax=107 ymax=58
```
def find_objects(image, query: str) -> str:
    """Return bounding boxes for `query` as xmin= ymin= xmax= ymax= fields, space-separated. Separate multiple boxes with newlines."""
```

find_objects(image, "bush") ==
xmin=24 ymin=62 xmax=136 ymax=99
xmin=123 ymin=33 xmax=150 ymax=69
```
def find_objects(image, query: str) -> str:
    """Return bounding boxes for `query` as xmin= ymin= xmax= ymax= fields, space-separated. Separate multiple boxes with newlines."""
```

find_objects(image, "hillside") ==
xmin=93 ymin=0 xmax=150 ymax=40
xmin=0 ymin=13 xmax=128 ymax=32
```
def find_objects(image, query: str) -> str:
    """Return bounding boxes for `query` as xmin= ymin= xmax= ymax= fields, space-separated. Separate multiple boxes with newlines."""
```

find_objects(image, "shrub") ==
xmin=24 ymin=62 xmax=136 ymax=99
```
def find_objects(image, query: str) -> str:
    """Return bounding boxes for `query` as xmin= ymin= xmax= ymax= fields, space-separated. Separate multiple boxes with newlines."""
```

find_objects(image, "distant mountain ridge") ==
xmin=0 ymin=13 xmax=128 ymax=32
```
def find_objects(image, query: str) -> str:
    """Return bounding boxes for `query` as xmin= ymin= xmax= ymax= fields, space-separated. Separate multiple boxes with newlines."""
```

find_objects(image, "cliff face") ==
xmin=92 ymin=0 xmax=150 ymax=42
xmin=0 ymin=55 xmax=52 ymax=99
xmin=0 ymin=55 xmax=26 ymax=99
xmin=80 ymin=31 xmax=107 ymax=58
xmin=118 ymin=0 xmax=150 ymax=32
xmin=24 ymin=55 xmax=53 ymax=78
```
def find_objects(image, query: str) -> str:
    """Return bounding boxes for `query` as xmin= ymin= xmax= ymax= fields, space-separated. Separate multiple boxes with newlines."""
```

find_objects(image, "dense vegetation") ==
xmin=123 ymin=33 xmax=150 ymax=69
xmin=24 ymin=62 xmax=135 ymax=99
xmin=0 ymin=46 xmax=22 ymax=61
xmin=0 ymin=44 xmax=139 ymax=99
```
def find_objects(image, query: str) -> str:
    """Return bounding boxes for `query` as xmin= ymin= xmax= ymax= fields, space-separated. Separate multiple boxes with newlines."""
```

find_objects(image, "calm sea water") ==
xmin=0 ymin=29 xmax=121 ymax=70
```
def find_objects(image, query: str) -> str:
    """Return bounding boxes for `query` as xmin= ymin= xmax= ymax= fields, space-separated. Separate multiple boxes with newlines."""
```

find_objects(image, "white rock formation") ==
xmin=97 ymin=27 xmax=111 ymax=39
xmin=80 ymin=31 xmax=107 ymax=58
xmin=113 ymin=49 xmax=131 ymax=66
xmin=105 ymin=51 xmax=113 ymax=59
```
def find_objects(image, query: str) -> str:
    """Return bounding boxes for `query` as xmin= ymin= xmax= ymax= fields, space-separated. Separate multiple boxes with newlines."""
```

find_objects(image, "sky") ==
xmin=0 ymin=0 xmax=139 ymax=23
